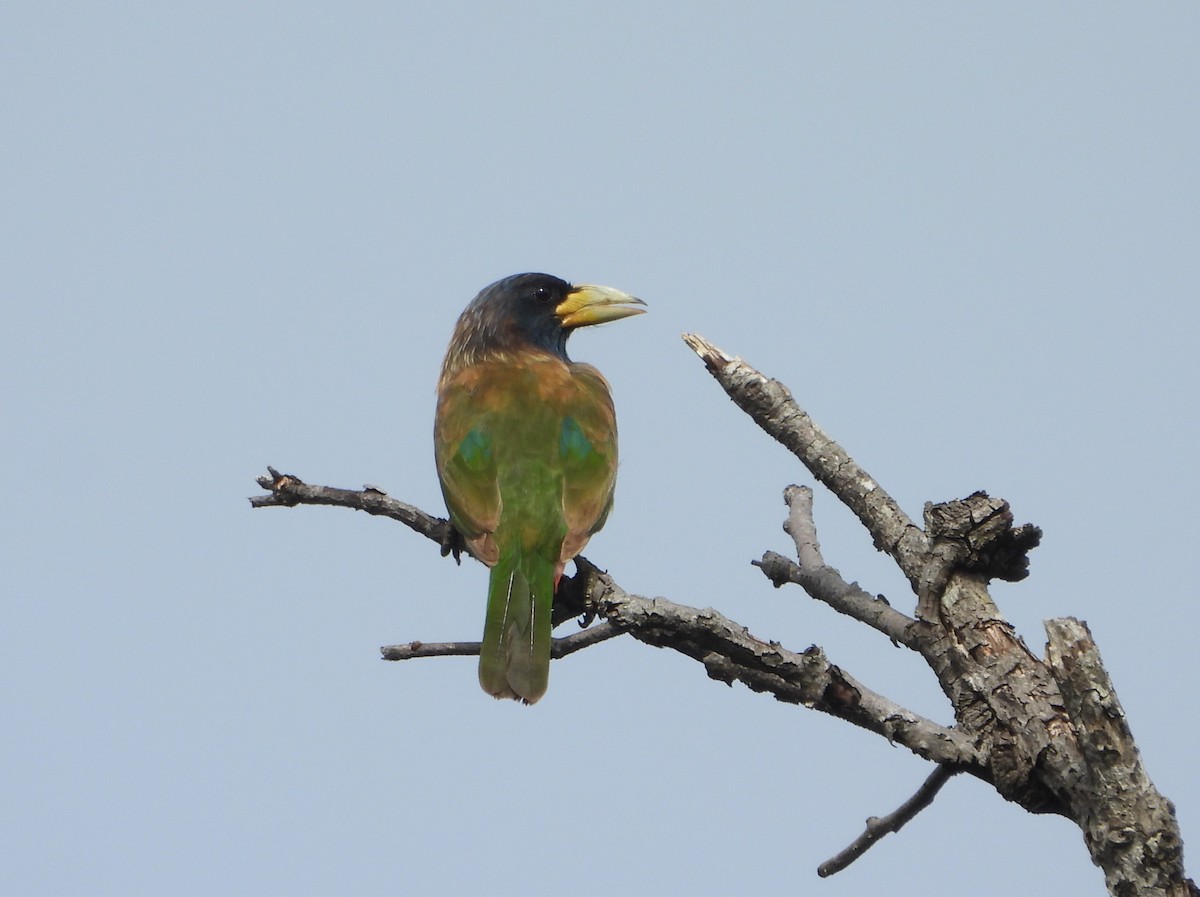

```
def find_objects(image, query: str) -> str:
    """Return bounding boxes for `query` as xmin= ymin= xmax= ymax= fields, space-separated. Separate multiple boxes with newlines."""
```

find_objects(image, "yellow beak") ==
xmin=555 ymin=284 xmax=647 ymax=329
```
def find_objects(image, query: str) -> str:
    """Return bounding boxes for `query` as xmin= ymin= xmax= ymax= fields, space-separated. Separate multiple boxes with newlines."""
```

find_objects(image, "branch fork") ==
xmin=250 ymin=332 xmax=1191 ymax=895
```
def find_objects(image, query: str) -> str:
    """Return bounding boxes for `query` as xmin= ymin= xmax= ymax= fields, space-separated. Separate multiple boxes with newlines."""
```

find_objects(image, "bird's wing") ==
xmin=434 ymin=369 xmax=502 ymax=566
xmin=557 ymin=363 xmax=619 ymax=563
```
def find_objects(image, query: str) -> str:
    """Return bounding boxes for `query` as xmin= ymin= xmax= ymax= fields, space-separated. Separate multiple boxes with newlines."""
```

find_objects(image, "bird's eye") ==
xmin=531 ymin=286 xmax=554 ymax=304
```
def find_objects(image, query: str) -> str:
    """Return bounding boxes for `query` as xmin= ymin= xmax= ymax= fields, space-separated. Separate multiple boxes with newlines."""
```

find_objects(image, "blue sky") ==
xmin=4 ymin=3 xmax=1198 ymax=895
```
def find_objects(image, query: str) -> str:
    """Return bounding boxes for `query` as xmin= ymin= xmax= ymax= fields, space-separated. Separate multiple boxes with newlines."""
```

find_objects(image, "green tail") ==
xmin=479 ymin=547 xmax=555 ymax=704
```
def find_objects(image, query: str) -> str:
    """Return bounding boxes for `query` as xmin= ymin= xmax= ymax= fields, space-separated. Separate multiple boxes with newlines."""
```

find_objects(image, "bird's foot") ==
xmin=553 ymin=556 xmax=603 ymax=627
xmin=439 ymin=523 xmax=467 ymax=564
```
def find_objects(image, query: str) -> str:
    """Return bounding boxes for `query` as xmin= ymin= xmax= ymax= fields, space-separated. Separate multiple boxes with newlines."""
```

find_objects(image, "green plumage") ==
xmin=434 ymin=274 xmax=644 ymax=704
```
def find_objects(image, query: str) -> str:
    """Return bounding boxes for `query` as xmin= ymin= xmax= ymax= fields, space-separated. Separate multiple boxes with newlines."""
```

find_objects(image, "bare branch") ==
xmin=755 ymin=551 xmax=920 ymax=649
xmin=682 ymin=333 xmax=930 ymax=588
xmin=251 ymin=466 xmax=449 ymax=544
xmin=818 ymin=765 xmax=959 ymax=877
xmin=550 ymin=622 xmax=623 ymax=657
xmin=254 ymin=323 xmax=1192 ymax=893
xmin=251 ymin=470 xmax=978 ymax=769
xmin=380 ymin=623 xmax=623 ymax=662
xmin=381 ymin=640 xmax=480 ymax=661
xmin=782 ymin=484 xmax=824 ymax=567
xmin=582 ymin=569 xmax=980 ymax=768
xmin=1045 ymin=618 xmax=1191 ymax=896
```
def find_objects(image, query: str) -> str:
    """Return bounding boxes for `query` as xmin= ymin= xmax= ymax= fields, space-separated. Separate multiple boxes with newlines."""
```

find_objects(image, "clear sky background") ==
xmin=4 ymin=4 xmax=1198 ymax=895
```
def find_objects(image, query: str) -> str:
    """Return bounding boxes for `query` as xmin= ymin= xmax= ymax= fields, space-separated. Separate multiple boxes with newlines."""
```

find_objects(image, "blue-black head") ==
xmin=445 ymin=273 xmax=645 ymax=367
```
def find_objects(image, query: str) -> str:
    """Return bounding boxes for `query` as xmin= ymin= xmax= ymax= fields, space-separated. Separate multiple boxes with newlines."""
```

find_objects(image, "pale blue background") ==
xmin=4 ymin=3 xmax=1198 ymax=895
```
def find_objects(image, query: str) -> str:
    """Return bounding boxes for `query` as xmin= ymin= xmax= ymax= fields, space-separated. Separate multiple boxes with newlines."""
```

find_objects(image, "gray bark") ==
xmin=251 ymin=333 xmax=1194 ymax=896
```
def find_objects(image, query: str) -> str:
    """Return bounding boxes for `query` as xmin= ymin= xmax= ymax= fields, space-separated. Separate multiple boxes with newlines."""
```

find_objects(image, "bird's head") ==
xmin=443 ymin=273 xmax=646 ymax=372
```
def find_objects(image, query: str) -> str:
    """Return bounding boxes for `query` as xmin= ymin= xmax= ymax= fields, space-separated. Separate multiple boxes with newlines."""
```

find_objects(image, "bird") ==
xmin=434 ymin=273 xmax=646 ymax=704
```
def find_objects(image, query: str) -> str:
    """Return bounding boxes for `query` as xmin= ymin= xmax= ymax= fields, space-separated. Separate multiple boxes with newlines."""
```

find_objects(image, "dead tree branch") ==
xmin=818 ymin=765 xmax=959 ymax=878
xmin=680 ymin=332 xmax=930 ymax=587
xmin=1045 ymin=618 xmax=1192 ymax=897
xmin=252 ymin=467 xmax=978 ymax=769
xmin=676 ymin=332 xmax=1192 ymax=894
xmin=580 ymin=568 xmax=979 ymax=767
xmin=250 ymin=332 xmax=1193 ymax=895
xmin=756 ymin=549 xmax=917 ymax=645
xmin=380 ymin=621 xmax=623 ymax=662
xmin=250 ymin=467 xmax=448 ymax=543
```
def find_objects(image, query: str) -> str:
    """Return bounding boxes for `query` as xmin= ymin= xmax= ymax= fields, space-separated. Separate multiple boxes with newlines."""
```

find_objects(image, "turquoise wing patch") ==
xmin=457 ymin=427 xmax=493 ymax=471
xmin=559 ymin=416 xmax=595 ymax=463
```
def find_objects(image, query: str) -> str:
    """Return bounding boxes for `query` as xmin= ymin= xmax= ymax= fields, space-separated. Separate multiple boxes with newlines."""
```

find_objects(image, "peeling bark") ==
xmin=251 ymin=333 xmax=1193 ymax=895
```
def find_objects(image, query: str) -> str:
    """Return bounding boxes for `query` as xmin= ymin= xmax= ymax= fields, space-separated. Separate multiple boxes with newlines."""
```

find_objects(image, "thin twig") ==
xmin=250 ymin=466 xmax=449 ymax=544
xmin=818 ymin=765 xmax=958 ymax=877
xmin=783 ymin=484 xmax=825 ymax=567
xmin=551 ymin=622 xmax=624 ymax=657
xmin=762 ymin=483 xmax=919 ymax=647
xmin=755 ymin=551 xmax=919 ymax=649
xmin=379 ymin=623 xmax=624 ymax=662
xmin=381 ymin=640 xmax=480 ymax=661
